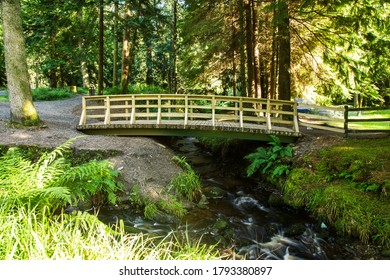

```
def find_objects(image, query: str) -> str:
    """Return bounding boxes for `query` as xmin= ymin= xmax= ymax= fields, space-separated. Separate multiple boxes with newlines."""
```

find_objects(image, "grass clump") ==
xmin=169 ymin=156 xmax=202 ymax=202
xmin=128 ymin=156 xmax=202 ymax=221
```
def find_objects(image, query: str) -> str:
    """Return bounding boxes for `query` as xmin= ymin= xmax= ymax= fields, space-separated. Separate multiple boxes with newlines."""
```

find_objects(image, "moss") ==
xmin=283 ymin=168 xmax=324 ymax=208
xmin=280 ymin=138 xmax=390 ymax=248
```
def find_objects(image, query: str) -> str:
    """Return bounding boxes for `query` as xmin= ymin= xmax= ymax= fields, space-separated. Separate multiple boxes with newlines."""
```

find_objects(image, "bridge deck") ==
xmin=76 ymin=94 xmax=301 ymax=143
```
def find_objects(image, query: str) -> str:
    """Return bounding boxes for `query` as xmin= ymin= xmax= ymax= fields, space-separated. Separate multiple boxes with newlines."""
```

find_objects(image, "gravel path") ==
xmin=0 ymin=95 xmax=182 ymax=200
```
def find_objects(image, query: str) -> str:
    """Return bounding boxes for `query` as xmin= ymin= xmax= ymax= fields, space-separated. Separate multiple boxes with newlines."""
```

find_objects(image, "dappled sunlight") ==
xmin=12 ymin=132 xmax=32 ymax=139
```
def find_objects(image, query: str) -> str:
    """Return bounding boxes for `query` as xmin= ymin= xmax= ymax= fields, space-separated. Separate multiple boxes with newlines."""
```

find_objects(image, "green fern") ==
xmin=245 ymin=135 xmax=293 ymax=179
xmin=0 ymin=138 xmax=123 ymax=211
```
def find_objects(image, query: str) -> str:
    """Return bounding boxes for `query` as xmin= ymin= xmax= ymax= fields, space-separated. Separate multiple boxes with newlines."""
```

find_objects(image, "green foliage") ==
xmin=282 ymin=138 xmax=390 ymax=248
xmin=170 ymin=156 xmax=202 ymax=201
xmin=245 ymin=135 xmax=293 ymax=179
xmin=0 ymin=138 xmax=122 ymax=211
xmin=32 ymin=88 xmax=76 ymax=101
xmin=144 ymin=203 xmax=159 ymax=220
xmin=316 ymin=138 xmax=390 ymax=195
xmin=0 ymin=206 xmax=222 ymax=260
xmin=128 ymin=156 xmax=201 ymax=221
xmin=129 ymin=185 xmax=187 ymax=220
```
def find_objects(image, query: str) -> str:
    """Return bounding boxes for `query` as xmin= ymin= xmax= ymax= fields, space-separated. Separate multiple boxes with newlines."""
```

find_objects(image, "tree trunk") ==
xmin=245 ymin=2 xmax=254 ymax=98
xmin=251 ymin=0 xmax=261 ymax=99
xmin=78 ymin=8 xmax=90 ymax=88
xmin=269 ymin=3 xmax=278 ymax=100
xmin=112 ymin=0 xmax=119 ymax=88
xmin=1 ymin=0 xmax=40 ymax=126
xmin=171 ymin=0 xmax=178 ymax=94
xmin=146 ymin=39 xmax=153 ymax=85
xmin=277 ymin=0 xmax=291 ymax=101
xmin=98 ymin=0 xmax=104 ymax=95
xmin=239 ymin=0 xmax=246 ymax=97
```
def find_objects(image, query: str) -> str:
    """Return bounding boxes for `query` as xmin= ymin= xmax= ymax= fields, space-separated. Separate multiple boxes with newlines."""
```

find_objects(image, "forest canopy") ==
xmin=0 ymin=0 xmax=389 ymax=107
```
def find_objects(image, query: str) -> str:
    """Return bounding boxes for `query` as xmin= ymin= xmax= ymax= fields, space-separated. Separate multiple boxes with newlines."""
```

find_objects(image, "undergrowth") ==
xmin=128 ymin=156 xmax=202 ymax=221
xmin=0 ymin=137 xmax=122 ymax=211
xmin=0 ymin=139 xmax=222 ymax=260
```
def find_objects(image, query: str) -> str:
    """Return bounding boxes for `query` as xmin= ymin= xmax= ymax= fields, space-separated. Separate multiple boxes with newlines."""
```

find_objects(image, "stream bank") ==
xmin=192 ymin=133 xmax=390 ymax=258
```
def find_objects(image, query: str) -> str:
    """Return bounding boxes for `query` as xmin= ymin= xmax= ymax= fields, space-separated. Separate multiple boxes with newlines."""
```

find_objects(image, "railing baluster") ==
xmin=157 ymin=94 xmax=161 ymax=125
xmin=293 ymin=102 xmax=299 ymax=132
xmin=266 ymin=99 xmax=272 ymax=130
xmin=79 ymin=97 xmax=86 ymax=126
xmin=184 ymin=95 xmax=188 ymax=126
xmin=104 ymin=96 xmax=110 ymax=125
xmin=130 ymin=95 xmax=135 ymax=124
xmin=239 ymin=98 xmax=243 ymax=128
xmin=212 ymin=96 xmax=216 ymax=127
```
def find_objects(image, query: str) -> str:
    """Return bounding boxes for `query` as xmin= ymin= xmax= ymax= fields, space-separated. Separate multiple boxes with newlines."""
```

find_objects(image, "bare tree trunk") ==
xmin=1 ymin=0 xmax=40 ymax=126
xmin=112 ymin=0 xmax=119 ymax=88
xmin=171 ymin=0 xmax=178 ymax=94
xmin=245 ymin=2 xmax=254 ymax=98
xmin=98 ymin=0 xmax=104 ymax=95
xmin=78 ymin=8 xmax=90 ymax=88
xmin=251 ymin=0 xmax=261 ymax=99
xmin=269 ymin=3 xmax=278 ymax=100
xmin=277 ymin=0 xmax=291 ymax=101
xmin=239 ymin=0 xmax=246 ymax=97
xmin=146 ymin=39 xmax=153 ymax=85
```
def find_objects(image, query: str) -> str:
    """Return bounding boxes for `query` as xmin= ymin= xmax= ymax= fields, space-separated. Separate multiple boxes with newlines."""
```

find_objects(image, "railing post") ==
xmin=79 ymin=96 xmax=87 ymax=126
xmin=184 ymin=95 xmax=188 ymax=126
xmin=344 ymin=105 xmax=349 ymax=137
xmin=157 ymin=94 xmax=161 ymax=125
xmin=104 ymin=96 xmax=110 ymax=125
xmin=293 ymin=102 xmax=300 ymax=133
xmin=130 ymin=95 xmax=135 ymax=124
xmin=266 ymin=99 xmax=272 ymax=130
xmin=212 ymin=95 xmax=216 ymax=127
xmin=239 ymin=98 xmax=243 ymax=128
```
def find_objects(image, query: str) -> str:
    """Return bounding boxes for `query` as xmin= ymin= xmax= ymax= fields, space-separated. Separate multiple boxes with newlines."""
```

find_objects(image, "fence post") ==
xmin=344 ymin=105 xmax=349 ymax=137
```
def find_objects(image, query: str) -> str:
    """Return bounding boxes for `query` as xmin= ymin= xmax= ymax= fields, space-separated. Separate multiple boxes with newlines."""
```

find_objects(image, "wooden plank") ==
xmin=297 ymin=103 xmax=345 ymax=112
xmin=299 ymin=122 xmax=345 ymax=133
xmin=347 ymin=118 xmax=390 ymax=122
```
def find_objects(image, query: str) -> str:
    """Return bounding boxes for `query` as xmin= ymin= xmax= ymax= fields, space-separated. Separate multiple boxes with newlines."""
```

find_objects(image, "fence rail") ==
xmin=298 ymin=103 xmax=390 ymax=136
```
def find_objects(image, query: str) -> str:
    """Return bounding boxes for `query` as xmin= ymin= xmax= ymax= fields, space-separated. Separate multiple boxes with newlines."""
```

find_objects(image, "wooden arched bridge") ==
xmin=76 ymin=94 xmax=301 ymax=143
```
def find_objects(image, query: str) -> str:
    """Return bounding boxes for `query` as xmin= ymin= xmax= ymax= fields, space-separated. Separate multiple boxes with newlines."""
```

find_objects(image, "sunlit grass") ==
xmin=0 ymin=205 xmax=223 ymax=260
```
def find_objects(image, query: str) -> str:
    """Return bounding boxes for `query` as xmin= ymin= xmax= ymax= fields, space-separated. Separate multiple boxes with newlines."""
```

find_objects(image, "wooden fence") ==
xmin=298 ymin=103 xmax=390 ymax=136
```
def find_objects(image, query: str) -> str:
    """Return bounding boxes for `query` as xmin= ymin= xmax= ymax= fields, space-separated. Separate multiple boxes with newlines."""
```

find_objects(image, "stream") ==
xmin=98 ymin=137 xmax=379 ymax=260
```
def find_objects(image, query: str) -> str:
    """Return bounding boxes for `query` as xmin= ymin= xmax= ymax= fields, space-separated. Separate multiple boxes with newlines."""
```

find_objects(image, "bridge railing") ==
xmin=79 ymin=94 xmax=300 ymax=132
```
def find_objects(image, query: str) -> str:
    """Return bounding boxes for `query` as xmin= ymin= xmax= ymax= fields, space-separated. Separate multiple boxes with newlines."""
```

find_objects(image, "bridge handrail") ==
xmin=79 ymin=94 xmax=300 ymax=133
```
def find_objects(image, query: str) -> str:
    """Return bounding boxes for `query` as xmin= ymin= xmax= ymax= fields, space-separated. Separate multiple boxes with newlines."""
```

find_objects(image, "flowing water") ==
xmin=98 ymin=137 xmax=376 ymax=260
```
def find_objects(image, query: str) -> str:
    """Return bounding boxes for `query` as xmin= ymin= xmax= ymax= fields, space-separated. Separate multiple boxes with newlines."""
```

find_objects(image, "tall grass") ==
xmin=0 ymin=206 xmax=222 ymax=260
xmin=0 ymin=139 xmax=223 ymax=260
